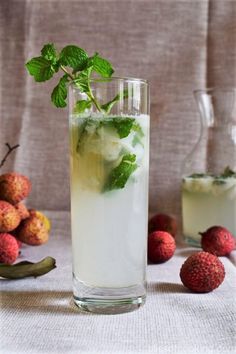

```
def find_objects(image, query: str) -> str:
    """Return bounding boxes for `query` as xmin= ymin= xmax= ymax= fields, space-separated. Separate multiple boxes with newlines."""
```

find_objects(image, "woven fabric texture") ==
xmin=1 ymin=0 xmax=235 ymax=226
xmin=0 ymin=211 xmax=236 ymax=354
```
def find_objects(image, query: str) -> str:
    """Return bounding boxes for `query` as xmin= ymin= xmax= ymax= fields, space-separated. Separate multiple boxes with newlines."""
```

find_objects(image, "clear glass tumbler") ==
xmin=69 ymin=77 xmax=150 ymax=314
xmin=182 ymin=88 xmax=236 ymax=246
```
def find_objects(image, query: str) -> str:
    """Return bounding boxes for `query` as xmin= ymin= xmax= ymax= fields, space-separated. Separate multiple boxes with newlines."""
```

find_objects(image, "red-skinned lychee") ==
xmin=0 ymin=172 xmax=31 ymax=204
xmin=15 ymin=203 xmax=30 ymax=220
xmin=148 ymin=214 xmax=177 ymax=238
xmin=16 ymin=216 xmax=49 ymax=246
xmin=0 ymin=233 xmax=19 ymax=264
xmin=200 ymin=226 xmax=235 ymax=256
xmin=0 ymin=200 xmax=21 ymax=232
xmin=148 ymin=231 xmax=176 ymax=263
xmin=180 ymin=251 xmax=225 ymax=293
xmin=29 ymin=209 xmax=51 ymax=232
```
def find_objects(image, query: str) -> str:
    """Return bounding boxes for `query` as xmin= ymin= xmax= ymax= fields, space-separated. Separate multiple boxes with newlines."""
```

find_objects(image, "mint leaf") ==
xmin=25 ymin=56 xmax=56 ymax=82
xmin=74 ymin=100 xmax=92 ymax=113
xmin=112 ymin=117 xmax=135 ymax=138
xmin=132 ymin=121 xmax=144 ymax=146
xmin=101 ymin=89 xmax=128 ymax=113
xmin=104 ymin=154 xmax=138 ymax=191
xmin=51 ymin=74 xmax=68 ymax=108
xmin=74 ymin=67 xmax=92 ymax=93
xmin=101 ymin=117 xmax=143 ymax=139
xmin=92 ymin=54 xmax=114 ymax=78
xmin=213 ymin=179 xmax=226 ymax=185
xmin=41 ymin=43 xmax=57 ymax=64
xmin=189 ymin=173 xmax=207 ymax=178
xmin=221 ymin=166 xmax=236 ymax=178
xmin=59 ymin=45 xmax=88 ymax=70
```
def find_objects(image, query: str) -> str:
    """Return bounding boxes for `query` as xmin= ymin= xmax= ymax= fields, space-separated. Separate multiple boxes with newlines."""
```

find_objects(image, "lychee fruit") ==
xmin=29 ymin=209 xmax=51 ymax=232
xmin=15 ymin=238 xmax=22 ymax=249
xmin=16 ymin=216 xmax=49 ymax=245
xmin=0 ymin=233 xmax=19 ymax=264
xmin=148 ymin=213 xmax=177 ymax=238
xmin=148 ymin=231 xmax=176 ymax=263
xmin=0 ymin=200 xmax=21 ymax=232
xmin=200 ymin=226 xmax=235 ymax=256
xmin=180 ymin=251 xmax=225 ymax=293
xmin=15 ymin=203 xmax=30 ymax=220
xmin=0 ymin=172 xmax=31 ymax=204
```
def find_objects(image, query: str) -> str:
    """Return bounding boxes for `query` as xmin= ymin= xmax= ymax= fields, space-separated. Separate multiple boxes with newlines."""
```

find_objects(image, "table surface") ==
xmin=1 ymin=211 xmax=236 ymax=354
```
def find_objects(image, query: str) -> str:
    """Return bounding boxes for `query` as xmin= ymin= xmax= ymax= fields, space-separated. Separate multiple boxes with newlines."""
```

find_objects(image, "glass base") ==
xmin=73 ymin=275 xmax=146 ymax=314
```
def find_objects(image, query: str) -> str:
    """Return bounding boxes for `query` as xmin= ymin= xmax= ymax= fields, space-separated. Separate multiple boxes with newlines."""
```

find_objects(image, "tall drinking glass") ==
xmin=69 ymin=77 xmax=150 ymax=314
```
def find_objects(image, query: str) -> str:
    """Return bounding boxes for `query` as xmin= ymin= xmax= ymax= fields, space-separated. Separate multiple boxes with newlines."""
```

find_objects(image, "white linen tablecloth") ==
xmin=1 ymin=211 xmax=236 ymax=354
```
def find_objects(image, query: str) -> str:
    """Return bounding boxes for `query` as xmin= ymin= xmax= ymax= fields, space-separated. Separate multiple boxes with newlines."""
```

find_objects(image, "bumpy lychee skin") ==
xmin=14 ymin=238 xmax=22 ymax=249
xmin=200 ymin=226 xmax=235 ymax=256
xmin=29 ymin=209 xmax=51 ymax=232
xmin=0 ymin=233 xmax=19 ymax=264
xmin=180 ymin=252 xmax=225 ymax=293
xmin=15 ymin=203 xmax=30 ymax=220
xmin=17 ymin=216 xmax=48 ymax=246
xmin=0 ymin=172 xmax=31 ymax=205
xmin=148 ymin=231 xmax=176 ymax=263
xmin=0 ymin=200 xmax=21 ymax=232
xmin=148 ymin=214 xmax=177 ymax=238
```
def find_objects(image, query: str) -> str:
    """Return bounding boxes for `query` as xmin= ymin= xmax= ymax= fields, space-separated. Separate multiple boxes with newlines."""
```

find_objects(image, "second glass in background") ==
xmin=182 ymin=88 xmax=236 ymax=246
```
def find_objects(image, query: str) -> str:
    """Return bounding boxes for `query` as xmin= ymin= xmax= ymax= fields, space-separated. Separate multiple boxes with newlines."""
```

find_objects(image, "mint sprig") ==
xmin=51 ymin=74 xmax=69 ymax=108
xmin=101 ymin=89 xmax=128 ymax=113
xmin=25 ymin=56 xmax=57 ymax=82
xmin=25 ymin=43 xmax=115 ymax=110
xmin=59 ymin=45 xmax=88 ymax=70
xmin=73 ymin=99 xmax=92 ymax=113
xmin=104 ymin=154 xmax=138 ymax=191
xmin=41 ymin=43 xmax=58 ymax=64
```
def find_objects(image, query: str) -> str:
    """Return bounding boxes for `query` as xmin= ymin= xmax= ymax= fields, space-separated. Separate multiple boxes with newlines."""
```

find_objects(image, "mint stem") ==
xmin=60 ymin=65 xmax=74 ymax=80
xmin=87 ymin=91 xmax=103 ymax=112
xmin=61 ymin=65 xmax=103 ymax=112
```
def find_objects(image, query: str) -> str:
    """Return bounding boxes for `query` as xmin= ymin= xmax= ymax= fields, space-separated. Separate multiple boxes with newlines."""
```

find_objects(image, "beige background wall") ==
xmin=0 ymin=0 xmax=236 ymax=228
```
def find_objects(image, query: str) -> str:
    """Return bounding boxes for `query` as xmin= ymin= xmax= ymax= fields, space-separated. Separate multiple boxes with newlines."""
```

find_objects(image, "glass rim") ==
xmin=194 ymin=87 xmax=236 ymax=96
xmin=70 ymin=76 xmax=148 ymax=87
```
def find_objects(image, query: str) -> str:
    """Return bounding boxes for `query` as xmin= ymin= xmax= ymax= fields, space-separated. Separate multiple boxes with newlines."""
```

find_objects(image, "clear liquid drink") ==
xmin=69 ymin=78 xmax=149 ymax=313
xmin=182 ymin=88 xmax=236 ymax=247
xmin=182 ymin=175 xmax=236 ymax=246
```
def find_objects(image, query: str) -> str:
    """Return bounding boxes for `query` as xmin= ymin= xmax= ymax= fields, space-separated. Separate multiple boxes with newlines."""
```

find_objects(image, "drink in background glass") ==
xmin=69 ymin=78 xmax=149 ymax=313
xmin=182 ymin=88 xmax=236 ymax=247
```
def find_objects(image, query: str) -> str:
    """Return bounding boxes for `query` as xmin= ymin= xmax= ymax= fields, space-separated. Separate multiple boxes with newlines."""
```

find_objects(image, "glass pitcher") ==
xmin=182 ymin=88 xmax=236 ymax=246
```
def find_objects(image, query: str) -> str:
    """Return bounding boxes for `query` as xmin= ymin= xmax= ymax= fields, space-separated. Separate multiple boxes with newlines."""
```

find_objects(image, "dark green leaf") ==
xmin=104 ymin=154 xmax=138 ymax=191
xmin=0 ymin=257 xmax=56 ymax=279
xmin=221 ymin=166 xmax=236 ymax=178
xmin=51 ymin=74 xmax=69 ymax=108
xmin=213 ymin=179 xmax=226 ymax=185
xmin=189 ymin=173 xmax=206 ymax=178
xmin=74 ymin=100 xmax=92 ymax=113
xmin=25 ymin=56 xmax=56 ymax=82
xmin=41 ymin=43 xmax=57 ymax=64
xmin=92 ymin=54 xmax=114 ymax=78
xmin=59 ymin=45 xmax=88 ymax=70
xmin=112 ymin=117 xmax=135 ymax=138
xmin=101 ymin=89 xmax=128 ymax=113
xmin=132 ymin=121 xmax=144 ymax=146
xmin=74 ymin=67 xmax=93 ymax=93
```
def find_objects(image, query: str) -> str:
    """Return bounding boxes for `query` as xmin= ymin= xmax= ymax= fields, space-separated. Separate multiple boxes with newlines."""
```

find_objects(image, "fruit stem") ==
xmin=0 ymin=143 xmax=20 ymax=169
